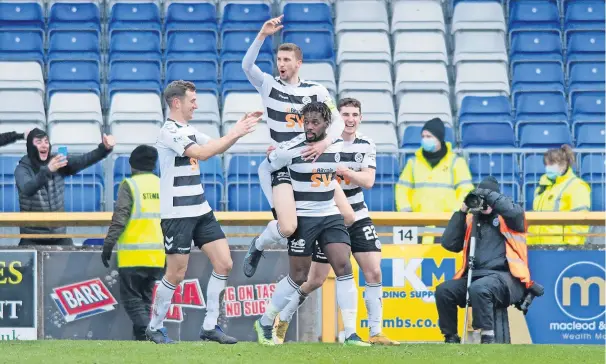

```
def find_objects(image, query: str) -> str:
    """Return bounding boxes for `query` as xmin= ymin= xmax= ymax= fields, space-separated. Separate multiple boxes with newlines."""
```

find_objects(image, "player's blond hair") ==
xmin=164 ymin=80 xmax=196 ymax=108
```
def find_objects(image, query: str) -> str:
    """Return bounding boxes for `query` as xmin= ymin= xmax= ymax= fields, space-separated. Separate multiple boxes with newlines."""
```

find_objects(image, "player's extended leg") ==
xmin=244 ymin=162 xmax=298 ymax=278
xmin=254 ymin=255 xmax=311 ymax=345
xmin=354 ymin=251 xmax=399 ymax=345
xmin=274 ymin=260 xmax=331 ymax=344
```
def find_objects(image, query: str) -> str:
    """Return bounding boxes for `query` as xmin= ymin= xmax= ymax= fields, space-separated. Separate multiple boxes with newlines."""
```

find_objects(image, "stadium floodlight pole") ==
xmin=461 ymin=211 xmax=480 ymax=344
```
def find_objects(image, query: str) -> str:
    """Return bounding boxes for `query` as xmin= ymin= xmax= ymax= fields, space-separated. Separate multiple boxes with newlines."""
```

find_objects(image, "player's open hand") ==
xmin=266 ymin=145 xmax=276 ymax=157
xmin=102 ymin=134 xmax=116 ymax=150
xmin=232 ymin=111 xmax=262 ymax=138
xmin=259 ymin=15 xmax=284 ymax=37
xmin=336 ymin=164 xmax=350 ymax=177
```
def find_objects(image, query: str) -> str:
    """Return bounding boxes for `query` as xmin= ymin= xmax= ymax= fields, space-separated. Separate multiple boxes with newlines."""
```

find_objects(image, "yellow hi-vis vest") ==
xmin=116 ymin=173 xmax=165 ymax=268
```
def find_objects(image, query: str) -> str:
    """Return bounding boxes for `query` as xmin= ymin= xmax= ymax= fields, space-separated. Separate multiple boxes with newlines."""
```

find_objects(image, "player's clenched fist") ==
xmin=259 ymin=15 xmax=284 ymax=37
xmin=231 ymin=111 xmax=262 ymax=138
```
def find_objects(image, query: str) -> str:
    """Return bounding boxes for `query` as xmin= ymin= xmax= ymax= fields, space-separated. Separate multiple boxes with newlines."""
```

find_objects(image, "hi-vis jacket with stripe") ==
xmin=528 ymin=168 xmax=591 ymax=245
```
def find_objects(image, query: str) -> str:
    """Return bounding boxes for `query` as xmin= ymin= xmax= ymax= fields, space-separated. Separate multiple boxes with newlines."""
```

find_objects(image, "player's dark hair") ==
xmin=278 ymin=43 xmax=303 ymax=61
xmin=164 ymin=80 xmax=196 ymax=108
xmin=338 ymin=97 xmax=362 ymax=113
xmin=301 ymin=101 xmax=332 ymax=125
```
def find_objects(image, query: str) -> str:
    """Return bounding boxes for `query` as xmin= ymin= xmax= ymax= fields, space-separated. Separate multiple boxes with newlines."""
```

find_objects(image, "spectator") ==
xmin=0 ymin=130 xmax=29 ymax=148
xmin=528 ymin=145 xmax=591 ymax=245
xmin=15 ymin=128 xmax=116 ymax=246
xmin=395 ymin=118 xmax=474 ymax=243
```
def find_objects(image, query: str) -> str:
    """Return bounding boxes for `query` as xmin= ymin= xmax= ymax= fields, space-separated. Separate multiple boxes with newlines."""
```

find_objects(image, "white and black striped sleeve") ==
xmin=362 ymin=140 xmax=377 ymax=169
xmin=158 ymin=123 xmax=195 ymax=156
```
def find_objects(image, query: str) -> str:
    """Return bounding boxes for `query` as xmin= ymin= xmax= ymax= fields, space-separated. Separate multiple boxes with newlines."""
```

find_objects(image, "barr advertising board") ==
xmin=0 ymin=250 xmax=37 ymax=340
xmin=42 ymin=250 xmax=297 ymax=341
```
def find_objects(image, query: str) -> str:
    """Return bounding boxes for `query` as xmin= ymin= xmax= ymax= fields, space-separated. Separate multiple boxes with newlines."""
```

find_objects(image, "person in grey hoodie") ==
xmin=14 ymin=128 xmax=115 ymax=246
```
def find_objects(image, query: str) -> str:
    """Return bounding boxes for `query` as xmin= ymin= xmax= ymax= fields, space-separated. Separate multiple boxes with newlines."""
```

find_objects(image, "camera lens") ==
xmin=464 ymin=193 xmax=482 ymax=209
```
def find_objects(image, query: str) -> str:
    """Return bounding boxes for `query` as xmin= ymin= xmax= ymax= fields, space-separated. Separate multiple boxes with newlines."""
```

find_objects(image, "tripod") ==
xmin=461 ymin=211 xmax=479 ymax=344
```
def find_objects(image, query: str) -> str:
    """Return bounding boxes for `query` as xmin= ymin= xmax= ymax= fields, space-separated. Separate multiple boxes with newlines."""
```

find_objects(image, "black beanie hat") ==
xmin=422 ymin=117 xmax=445 ymax=143
xmin=129 ymin=145 xmax=158 ymax=172
xmin=478 ymin=176 xmax=500 ymax=193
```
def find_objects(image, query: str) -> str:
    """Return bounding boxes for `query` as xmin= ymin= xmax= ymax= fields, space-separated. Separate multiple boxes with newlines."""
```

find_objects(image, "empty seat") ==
xmin=299 ymin=63 xmax=336 ymax=97
xmin=335 ymin=0 xmax=389 ymax=34
xmin=336 ymin=32 xmax=390 ymax=64
xmin=221 ymin=3 xmax=271 ymax=34
xmin=224 ymin=122 xmax=270 ymax=153
xmin=397 ymin=92 xmax=452 ymax=126
xmin=391 ymin=0 xmax=445 ymax=34
xmin=0 ymin=156 xmax=21 ymax=212
xmin=568 ymin=62 xmax=605 ymax=100
xmin=514 ymin=92 xmax=568 ymax=125
xmin=511 ymin=62 xmax=565 ymax=104
xmin=461 ymin=123 xmax=515 ymax=148
xmin=47 ymin=31 xmax=101 ymax=66
xmin=580 ymin=154 xmax=605 ymax=211
xmin=221 ymin=92 xmax=263 ymax=124
xmin=221 ymin=30 xmax=273 ymax=62
xmin=109 ymin=30 xmax=162 ymax=65
xmin=48 ymin=2 xmax=101 ymax=37
xmin=395 ymin=62 xmax=449 ymax=98
xmin=0 ymin=2 xmax=44 ymax=32
xmin=576 ymin=123 xmax=605 ymax=148
xmin=509 ymin=31 xmax=563 ymax=68
xmin=0 ymin=30 xmax=44 ymax=65
xmin=221 ymin=59 xmax=272 ymax=99
xmin=226 ymin=154 xmax=270 ymax=211
xmin=365 ymin=154 xmax=399 ymax=212
xmin=565 ymin=0 xmax=605 ymax=35
xmin=64 ymin=163 xmax=104 ymax=212
xmin=283 ymin=2 xmax=332 ymax=32
xmin=108 ymin=3 xmax=161 ymax=37
xmin=48 ymin=94 xmax=103 ymax=153
xmin=451 ymin=1 xmax=506 ymax=34
xmin=198 ymin=156 xmax=224 ymax=211
xmin=522 ymin=153 xmax=545 ymax=182
xmin=519 ymin=123 xmax=572 ymax=148
xmin=165 ymin=31 xmax=218 ymax=62
xmin=453 ymin=31 xmax=507 ymax=65
xmin=401 ymin=124 xmax=455 ymax=149
xmin=108 ymin=93 xmax=163 ymax=151
xmin=165 ymin=2 xmax=218 ymax=36
xmin=47 ymin=60 xmax=101 ymax=101
xmin=571 ymin=91 xmax=605 ymax=134
xmin=108 ymin=61 xmax=162 ymax=101
xmin=338 ymin=62 xmax=392 ymax=94
xmin=468 ymin=153 xmax=519 ymax=180
xmin=459 ymin=95 xmax=513 ymax=139
xmin=393 ymin=31 xmax=447 ymax=65
xmin=0 ymin=91 xmax=46 ymax=139
xmin=455 ymin=62 xmax=510 ymax=106
xmin=0 ymin=61 xmax=44 ymax=93
xmin=165 ymin=60 xmax=218 ymax=96
xmin=508 ymin=0 xmax=560 ymax=34
xmin=339 ymin=91 xmax=396 ymax=124
xmin=358 ymin=123 xmax=398 ymax=153
xmin=283 ymin=30 xmax=335 ymax=64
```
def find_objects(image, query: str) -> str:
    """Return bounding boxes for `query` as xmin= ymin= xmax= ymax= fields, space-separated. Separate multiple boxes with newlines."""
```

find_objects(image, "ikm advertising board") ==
xmin=523 ymin=250 xmax=606 ymax=345
xmin=352 ymin=244 xmax=465 ymax=342
xmin=0 ymin=250 xmax=37 ymax=341
xmin=42 ymin=250 xmax=297 ymax=341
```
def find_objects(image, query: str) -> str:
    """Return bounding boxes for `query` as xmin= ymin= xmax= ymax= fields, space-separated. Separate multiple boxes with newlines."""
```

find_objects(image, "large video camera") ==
xmin=464 ymin=191 xmax=488 ymax=212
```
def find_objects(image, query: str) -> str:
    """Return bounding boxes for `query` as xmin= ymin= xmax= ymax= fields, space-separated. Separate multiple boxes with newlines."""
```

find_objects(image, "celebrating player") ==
xmin=241 ymin=15 xmax=345 ymax=278
xmin=272 ymin=98 xmax=400 ymax=345
xmin=146 ymin=80 xmax=261 ymax=344
xmin=252 ymin=101 xmax=369 ymax=347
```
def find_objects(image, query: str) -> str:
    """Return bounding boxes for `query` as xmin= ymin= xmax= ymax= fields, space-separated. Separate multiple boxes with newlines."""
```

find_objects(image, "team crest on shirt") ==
xmin=493 ymin=218 xmax=500 ymax=227
xmin=302 ymin=96 xmax=312 ymax=105
xmin=334 ymin=153 xmax=341 ymax=163
xmin=375 ymin=240 xmax=381 ymax=249
xmin=354 ymin=153 xmax=364 ymax=163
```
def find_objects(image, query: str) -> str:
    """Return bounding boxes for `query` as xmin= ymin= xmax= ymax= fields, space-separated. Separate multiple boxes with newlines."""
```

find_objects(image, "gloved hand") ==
xmin=472 ymin=188 xmax=492 ymax=198
xmin=101 ymin=244 xmax=113 ymax=268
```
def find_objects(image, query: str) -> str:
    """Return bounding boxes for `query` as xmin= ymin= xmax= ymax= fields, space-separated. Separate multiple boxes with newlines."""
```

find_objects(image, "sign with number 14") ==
xmin=392 ymin=227 xmax=418 ymax=244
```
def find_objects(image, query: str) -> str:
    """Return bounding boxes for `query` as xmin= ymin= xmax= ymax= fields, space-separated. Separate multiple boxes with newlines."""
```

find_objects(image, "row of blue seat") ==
xmin=0 ymin=152 xmax=604 ymax=212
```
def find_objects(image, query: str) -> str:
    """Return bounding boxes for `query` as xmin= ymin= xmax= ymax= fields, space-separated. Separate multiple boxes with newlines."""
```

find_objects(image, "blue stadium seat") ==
xmin=199 ymin=156 xmax=224 ymax=211
xmin=282 ymin=30 xmax=335 ymax=65
xmin=571 ymin=91 xmax=605 ymax=136
xmin=165 ymin=2 xmax=217 ymax=37
xmin=47 ymin=31 xmax=101 ymax=65
xmin=165 ymin=31 xmax=218 ymax=62
xmin=521 ymin=153 xmax=546 ymax=210
xmin=576 ymin=123 xmax=605 ymax=148
xmin=364 ymin=154 xmax=398 ymax=212
xmin=108 ymin=61 xmax=162 ymax=100
xmin=221 ymin=59 xmax=273 ymax=99
xmin=519 ymin=123 xmax=572 ymax=148
xmin=64 ymin=162 xmax=104 ymax=212
xmin=509 ymin=31 xmax=563 ymax=69
xmin=48 ymin=3 xmax=101 ymax=37
xmin=580 ymin=153 xmax=605 ymax=211
xmin=109 ymin=30 xmax=162 ymax=65
xmin=568 ymin=62 xmax=605 ymax=101
xmin=0 ymin=2 xmax=44 ymax=32
xmin=108 ymin=3 xmax=161 ymax=37
xmin=47 ymin=60 xmax=101 ymax=101
xmin=564 ymin=0 xmax=605 ymax=36
xmin=566 ymin=31 xmax=605 ymax=73
xmin=165 ymin=60 xmax=218 ymax=96
xmin=508 ymin=0 xmax=560 ymax=34
xmin=468 ymin=153 xmax=520 ymax=181
xmin=511 ymin=63 xmax=565 ymax=104
xmin=514 ymin=92 xmax=568 ymax=126
xmin=461 ymin=123 xmax=516 ymax=148
xmin=283 ymin=3 xmax=333 ymax=32
xmin=0 ymin=30 xmax=44 ymax=65
xmin=458 ymin=96 xmax=513 ymax=124
xmin=113 ymin=155 xmax=160 ymax=200
xmin=0 ymin=156 xmax=21 ymax=212
xmin=221 ymin=3 xmax=271 ymax=35
xmin=400 ymin=125 xmax=455 ymax=149
xmin=221 ymin=30 xmax=273 ymax=63
xmin=227 ymin=155 xmax=270 ymax=211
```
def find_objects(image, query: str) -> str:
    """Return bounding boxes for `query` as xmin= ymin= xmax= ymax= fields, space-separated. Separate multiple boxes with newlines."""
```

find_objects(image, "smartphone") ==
xmin=57 ymin=146 xmax=68 ymax=157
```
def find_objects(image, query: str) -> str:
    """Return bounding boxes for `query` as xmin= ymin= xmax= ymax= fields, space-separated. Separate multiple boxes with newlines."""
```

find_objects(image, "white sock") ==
xmin=336 ymin=274 xmax=358 ymax=338
xmin=202 ymin=271 xmax=228 ymax=330
xmin=279 ymin=287 xmax=308 ymax=322
xmin=260 ymin=276 xmax=299 ymax=326
xmin=149 ymin=277 xmax=176 ymax=330
xmin=256 ymin=220 xmax=286 ymax=251
xmin=482 ymin=329 xmax=494 ymax=336
xmin=365 ymin=283 xmax=383 ymax=336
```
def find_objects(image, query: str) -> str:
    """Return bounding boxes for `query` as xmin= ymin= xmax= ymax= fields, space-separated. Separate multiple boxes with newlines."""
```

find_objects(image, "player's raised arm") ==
xmin=184 ymin=112 xmax=262 ymax=161
xmin=242 ymin=15 xmax=284 ymax=88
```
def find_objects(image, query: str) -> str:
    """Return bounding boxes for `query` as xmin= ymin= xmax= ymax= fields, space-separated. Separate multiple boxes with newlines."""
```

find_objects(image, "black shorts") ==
xmin=160 ymin=211 xmax=226 ymax=255
xmin=347 ymin=217 xmax=382 ymax=254
xmin=271 ymin=166 xmax=292 ymax=187
xmin=287 ymin=214 xmax=350 ymax=260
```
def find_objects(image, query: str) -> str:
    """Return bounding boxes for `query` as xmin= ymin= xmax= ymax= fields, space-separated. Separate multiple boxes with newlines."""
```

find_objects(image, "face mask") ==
xmin=545 ymin=165 xmax=562 ymax=179
xmin=421 ymin=138 xmax=437 ymax=152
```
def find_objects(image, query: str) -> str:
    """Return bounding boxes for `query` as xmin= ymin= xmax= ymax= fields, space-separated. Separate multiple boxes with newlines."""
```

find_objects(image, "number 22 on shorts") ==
xmin=392 ymin=226 xmax=418 ymax=244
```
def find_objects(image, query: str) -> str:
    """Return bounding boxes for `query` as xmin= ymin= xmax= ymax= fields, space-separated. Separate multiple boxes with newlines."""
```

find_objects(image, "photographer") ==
xmin=435 ymin=176 xmax=534 ymax=344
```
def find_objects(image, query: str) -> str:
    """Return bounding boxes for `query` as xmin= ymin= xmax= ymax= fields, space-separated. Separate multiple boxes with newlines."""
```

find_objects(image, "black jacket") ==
xmin=0 ymin=131 xmax=25 ymax=147
xmin=441 ymin=190 xmax=527 ymax=302
xmin=14 ymin=143 xmax=111 ymax=235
